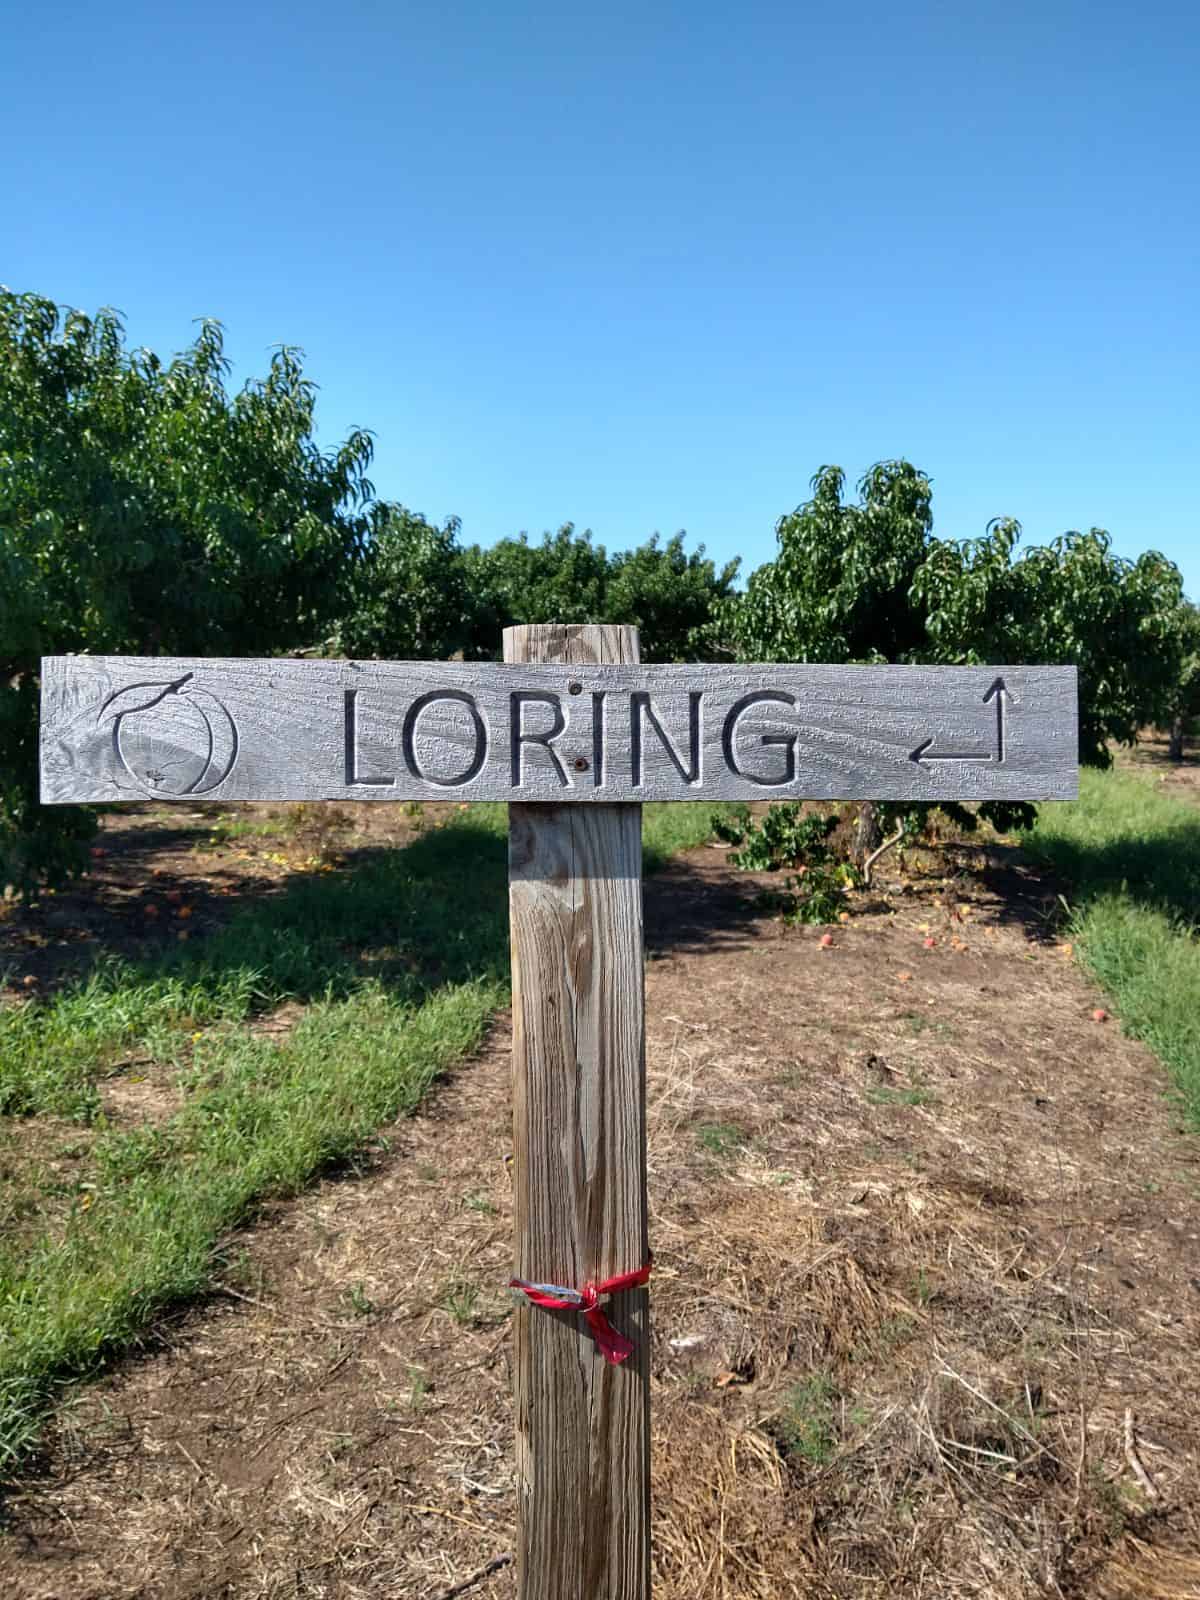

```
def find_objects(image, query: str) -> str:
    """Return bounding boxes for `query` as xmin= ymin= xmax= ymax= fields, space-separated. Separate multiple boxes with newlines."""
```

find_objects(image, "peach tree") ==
xmin=0 ymin=289 xmax=375 ymax=892
xmin=714 ymin=462 xmax=1186 ymax=883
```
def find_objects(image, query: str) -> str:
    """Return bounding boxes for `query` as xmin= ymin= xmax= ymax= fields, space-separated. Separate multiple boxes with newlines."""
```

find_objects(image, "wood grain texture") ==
xmin=506 ymin=624 xmax=650 ymax=1600
xmin=40 ymin=655 xmax=1078 ymax=805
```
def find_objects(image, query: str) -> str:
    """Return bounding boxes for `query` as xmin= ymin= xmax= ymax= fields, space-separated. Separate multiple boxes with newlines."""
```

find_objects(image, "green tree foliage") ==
xmin=717 ymin=461 xmax=1186 ymax=876
xmin=721 ymin=461 xmax=1186 ymax=766
xmin=459 ymin=525 xmax=611 ymax=655
xmin=914 ymin=521 xmax=1186 ymax=766
xmin=605 ymin=533 xmax=740 ymax=663
xmin=1164 ymin=599 xmax=1200 ymax=760
xmin=716 ymin=463 xmax=932 ymax=664
xmin=0 ymin=288 xmax=375 ymax=891
xmin=455 ymin=526 xmax=738 ymax=661
xmin=330 ymin=506 xmax=471 ymax=661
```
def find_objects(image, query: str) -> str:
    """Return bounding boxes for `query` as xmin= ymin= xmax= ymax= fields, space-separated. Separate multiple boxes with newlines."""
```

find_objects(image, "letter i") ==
xmin=591 ymin=690 xmax=605 ymax=787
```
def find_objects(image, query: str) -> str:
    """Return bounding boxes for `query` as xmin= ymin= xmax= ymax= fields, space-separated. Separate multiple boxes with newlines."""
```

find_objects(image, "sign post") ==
xmin=505 ymin=623 xmax=650 ymax=1600
xmin=40 ymin=637 xmax=1077 ymax=1600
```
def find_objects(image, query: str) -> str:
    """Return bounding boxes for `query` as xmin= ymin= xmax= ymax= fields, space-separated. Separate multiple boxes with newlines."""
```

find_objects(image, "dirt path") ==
xmin=3 ymin=841 xmax=1200 ymax=1599
xmin=1121 ymin=731 xmax=1200 ymax=808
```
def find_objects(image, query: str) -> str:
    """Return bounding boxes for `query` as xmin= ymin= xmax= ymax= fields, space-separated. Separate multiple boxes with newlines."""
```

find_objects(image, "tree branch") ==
xmin=862 ymin=823 xmax=907 ymax=888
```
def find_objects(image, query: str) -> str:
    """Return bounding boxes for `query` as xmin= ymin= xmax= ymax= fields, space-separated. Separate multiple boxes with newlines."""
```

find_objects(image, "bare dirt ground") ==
xmin=2 ymin=808 xmax=1200 ymax=1599
xmin=0 ymin=800 xmax=433 ymax=1003
xmin=1122 ymin=731 xmax=1200 ymax=807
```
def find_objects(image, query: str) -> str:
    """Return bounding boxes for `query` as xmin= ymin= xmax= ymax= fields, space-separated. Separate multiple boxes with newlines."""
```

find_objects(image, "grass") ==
xmin=642 ymin=802 xmax=735 ymax=871
xmin=775 ymin=1371 xmax=840 ymax=1466
xmin=0 ymin=801 xmax=724 ymax=1468
xmin=865 ymin=1082 xmax=934 ymax=1108
xmin=441 ymin=1276 xmax=483 ymax=1327
xmin=1024 ymin=766 xmax=1200 ymax=1129
xmin=695 ymin=1121 xmax=748 ymax=1158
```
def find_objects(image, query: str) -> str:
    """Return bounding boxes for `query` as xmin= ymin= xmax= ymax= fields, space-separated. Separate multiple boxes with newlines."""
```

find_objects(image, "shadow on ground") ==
xmin=1025 ymin=794 xmax=1200 ymax=931
xmin=1 ymin=812 xmax=773 ymax=1017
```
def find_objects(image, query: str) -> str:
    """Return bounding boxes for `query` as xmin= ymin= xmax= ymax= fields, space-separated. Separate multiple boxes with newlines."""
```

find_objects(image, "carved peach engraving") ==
xmin=97 ymin=673 xmax=239 ymax=796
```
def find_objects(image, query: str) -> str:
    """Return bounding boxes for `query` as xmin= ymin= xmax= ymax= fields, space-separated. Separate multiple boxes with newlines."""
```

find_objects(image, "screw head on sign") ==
xmin=574 ymin=757 xmax=589 ymax=771
xmin=568 ymin=681 xmax=583 ymax=695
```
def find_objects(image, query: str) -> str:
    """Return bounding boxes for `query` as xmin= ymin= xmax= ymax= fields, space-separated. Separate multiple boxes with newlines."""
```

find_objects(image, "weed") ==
xmin=776 ymin=1372 xmax=839 ymax=1465
xmin=343 ymin=1282 xmax=376 ymax=1318
xmin=407 ymin=1366 xmax=430 ymax=1413
xmin=442 ymin=1276 xmax=481 ymax=1326
xmin=1088 ymin=1463 xmax=1149 ymax=1537
xmin=867 ymin=1070 xmax=935 ymax=1107
xmin=695 ymin=1122 xmax=747 ymax=1158
xmin=201 ymin=817 xmax=281 ymax=847
xmin=904 ymin=1015 xmax=954 ymax=1039
xmin=216 ymin=1246 xmax=265 ymax=1296
xmin=714 ymin=804 xmax=859 ymax=923
xmin=878 ymin=1314 xmax=918 ymax=1348
xmin=463 ymin=1191 xmax=497 ymax=1216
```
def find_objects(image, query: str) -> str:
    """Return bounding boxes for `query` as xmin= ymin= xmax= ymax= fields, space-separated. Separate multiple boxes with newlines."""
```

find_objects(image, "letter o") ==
xmin=402 ymin=691 xmax=488 ymax=787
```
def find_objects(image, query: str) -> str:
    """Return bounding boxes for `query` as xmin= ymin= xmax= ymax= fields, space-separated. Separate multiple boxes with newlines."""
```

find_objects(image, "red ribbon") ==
xmin=508 ymin=1260 xmax=652 ymax=1366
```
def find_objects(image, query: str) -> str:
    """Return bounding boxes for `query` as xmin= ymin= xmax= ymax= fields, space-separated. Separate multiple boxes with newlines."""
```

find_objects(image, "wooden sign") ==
xmin=40 ymin=655 xmax=1078 ymax=806
xmin=38 ymin=627 xmax=1081 ymax=1600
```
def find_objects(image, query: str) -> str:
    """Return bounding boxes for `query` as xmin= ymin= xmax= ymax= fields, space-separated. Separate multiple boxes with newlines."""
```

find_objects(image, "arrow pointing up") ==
xmin=982 ymin=676 xmax=1011 ymax=765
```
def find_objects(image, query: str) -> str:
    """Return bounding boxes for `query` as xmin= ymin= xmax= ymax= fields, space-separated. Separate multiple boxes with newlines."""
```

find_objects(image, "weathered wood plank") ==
xmin=507 ymin=624 xmax=650 ymax=1600
xmin=40 ymin=655 xmax=1078 ymax=804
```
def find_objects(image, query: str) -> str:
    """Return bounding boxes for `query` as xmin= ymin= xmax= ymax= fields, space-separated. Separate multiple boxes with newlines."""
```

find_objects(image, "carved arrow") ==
xmin=983 ymin=675 xmax=1010 ymax=764
xmin=909 ymin=677 xmax=1012 ymax=767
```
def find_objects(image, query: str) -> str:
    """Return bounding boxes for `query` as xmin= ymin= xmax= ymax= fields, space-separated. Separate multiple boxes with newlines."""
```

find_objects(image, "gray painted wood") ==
xmin=507 ymin=624 xmax=650 ymax=1600
xmin=41 ymin=654 xmax=1078 ymax=805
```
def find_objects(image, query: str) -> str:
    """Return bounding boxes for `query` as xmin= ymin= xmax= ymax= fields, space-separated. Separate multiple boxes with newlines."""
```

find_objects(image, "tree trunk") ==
xmin=852 ymin=801 xmax=883 ymax=868
xmin=1168 ymin=715 xmax=1185 ymax=764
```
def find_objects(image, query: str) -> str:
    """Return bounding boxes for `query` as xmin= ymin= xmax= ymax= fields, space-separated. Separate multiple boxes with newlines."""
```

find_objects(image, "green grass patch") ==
xmin=1 ymin=809 xmax=513 ymax=1122
xmin=776 ymin=1372 xmax=840 ymax=1465
xmin=865 ymin=1082 xmax=935 ymax=1108
xmin=1025 ymin=767 xmax=1200 ymax=1128
xmin=642 ymin=802 xmax=737 ymax=871
xmin=0 ymin=801 xmax=723 ymax=1467
xmin=200 ymin=815 xmax=292 ymax=846
xmin=695 ymin=1120 xmax=748 ymax=1158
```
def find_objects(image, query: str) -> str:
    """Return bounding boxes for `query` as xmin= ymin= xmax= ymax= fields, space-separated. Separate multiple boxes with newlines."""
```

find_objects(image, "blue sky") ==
xmin=3 ymin=0 xmax=1197 ymax=596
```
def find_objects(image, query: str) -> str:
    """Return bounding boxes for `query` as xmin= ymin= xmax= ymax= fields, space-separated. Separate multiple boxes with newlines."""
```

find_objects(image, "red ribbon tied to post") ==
xmin=508 ymin=1260 xmax=652 ymax=1366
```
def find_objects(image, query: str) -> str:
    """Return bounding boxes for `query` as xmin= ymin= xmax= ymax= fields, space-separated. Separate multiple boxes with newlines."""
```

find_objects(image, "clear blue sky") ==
xmin=3 ymin=0 xmax=1197 ymax=597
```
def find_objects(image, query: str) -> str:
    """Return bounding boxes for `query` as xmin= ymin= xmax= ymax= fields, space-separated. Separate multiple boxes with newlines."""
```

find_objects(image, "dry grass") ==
xmin=3 ymin=839 xmax=1199 ymax=1598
